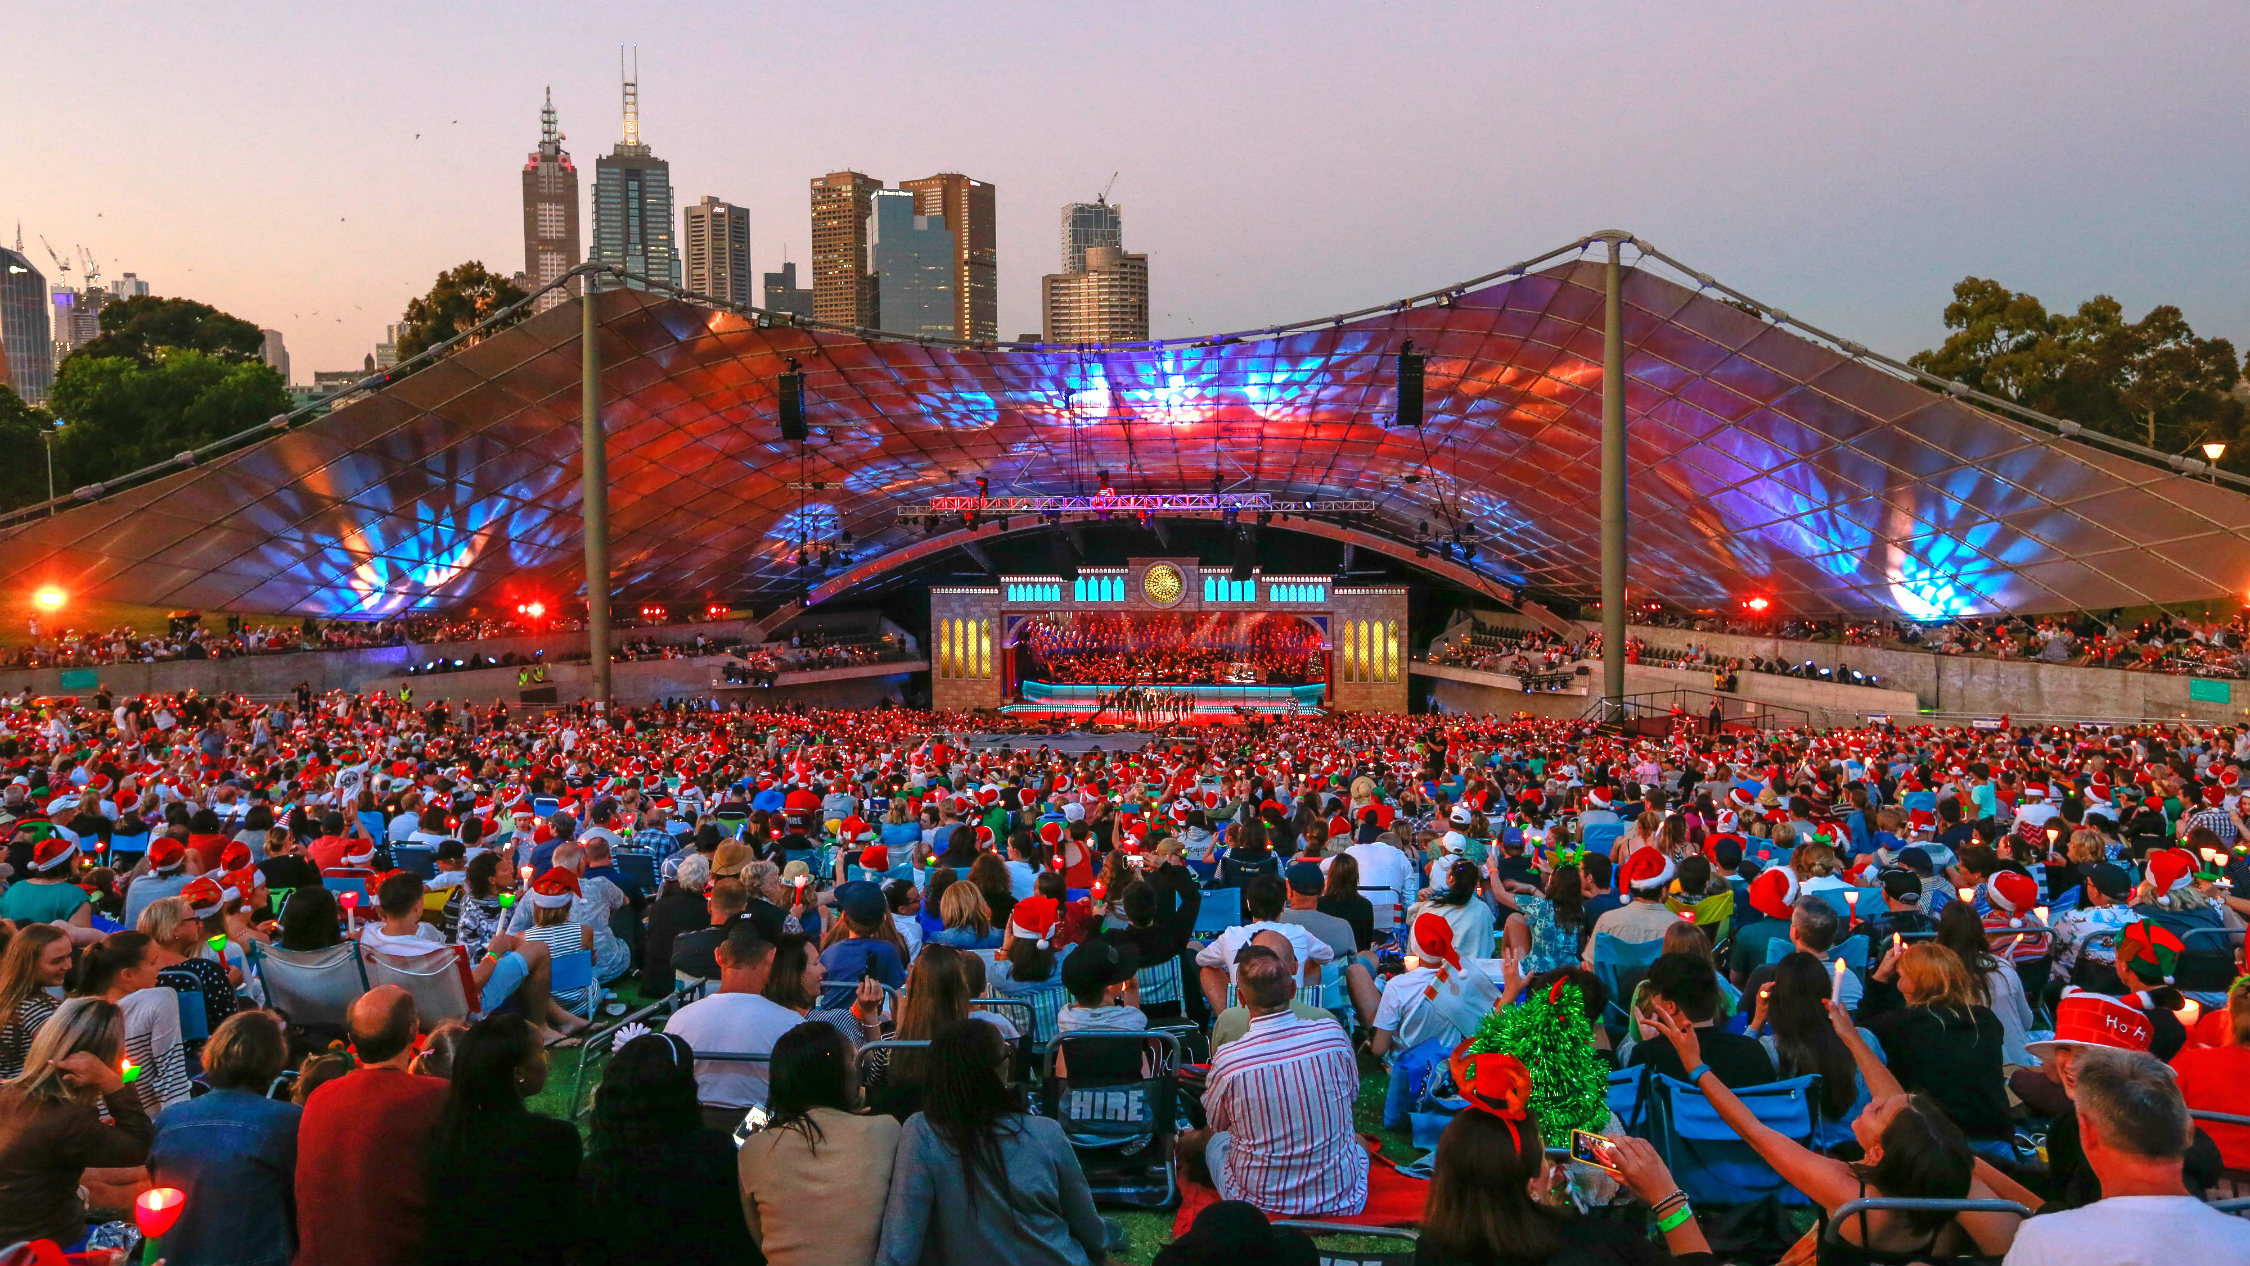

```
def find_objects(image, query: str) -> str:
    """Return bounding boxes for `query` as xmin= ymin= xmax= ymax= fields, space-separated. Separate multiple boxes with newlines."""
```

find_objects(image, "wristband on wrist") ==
xmin=1684 ymin=1063 xmax=1711 ymax=1084
xmin=1650 ymin=1190 xmax=1688 ymax=1214
xmin=1656 ymin=1204 xmax=1696 ymax=1234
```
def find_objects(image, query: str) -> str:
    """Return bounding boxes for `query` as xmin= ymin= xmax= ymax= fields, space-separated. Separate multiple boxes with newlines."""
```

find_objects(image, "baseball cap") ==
xmin=1285 ymin=860 xmax=1325 ymax=895
xmin=1878 ymin=869 xmax=1923 ymax=903
xmin=2086 ymin=862 xmax=2132 ymax=901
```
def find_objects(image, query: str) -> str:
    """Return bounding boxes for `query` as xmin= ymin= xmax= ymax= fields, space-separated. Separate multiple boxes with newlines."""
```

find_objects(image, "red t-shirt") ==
xmin=307 ymin=834 xmax=353 ymax=872
xmin=186 ymin=832 xmax=233 ymax=873
xmin=294 ymin=1066 xmax=449 ymax=1266
xmin=2171 ymin=1044 xmax=2250 ymax=1171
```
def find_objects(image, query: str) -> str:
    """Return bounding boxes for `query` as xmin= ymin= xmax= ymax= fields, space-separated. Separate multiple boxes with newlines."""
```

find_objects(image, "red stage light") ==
xmin=1745 ymin=596 xmax=1771 ymax=612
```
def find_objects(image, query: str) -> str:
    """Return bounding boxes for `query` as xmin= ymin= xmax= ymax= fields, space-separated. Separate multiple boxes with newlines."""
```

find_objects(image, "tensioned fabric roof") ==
xmin=6 ymin=244 xmax=2250 ymax=620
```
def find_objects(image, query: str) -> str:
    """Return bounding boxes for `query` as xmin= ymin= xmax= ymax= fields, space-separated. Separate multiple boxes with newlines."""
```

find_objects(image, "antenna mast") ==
xmin=620 ymin=45 xmax=640 ymax=150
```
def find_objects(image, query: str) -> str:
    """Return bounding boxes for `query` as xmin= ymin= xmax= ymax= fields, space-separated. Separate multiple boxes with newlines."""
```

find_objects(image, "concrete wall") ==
xmin=1477 ymin=611 xmax=2250 ymax=724
xmin=1416 ymin=659 xmax=1917 ymax=729
xmin=359 ymin=655 xmax=923 ymax=710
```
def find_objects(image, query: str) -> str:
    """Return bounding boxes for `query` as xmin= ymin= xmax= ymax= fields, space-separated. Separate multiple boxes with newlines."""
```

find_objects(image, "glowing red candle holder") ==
xmin=135 ymin=1186 xmax=186 ymax=1238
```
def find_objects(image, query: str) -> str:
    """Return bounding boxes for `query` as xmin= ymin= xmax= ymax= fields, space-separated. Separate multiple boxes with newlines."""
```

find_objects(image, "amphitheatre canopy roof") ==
xmin=7 ymin=235 xmax=2250 ymax=620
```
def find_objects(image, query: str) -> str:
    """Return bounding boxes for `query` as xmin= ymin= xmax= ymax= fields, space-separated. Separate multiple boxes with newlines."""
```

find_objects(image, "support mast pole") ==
xmin=580 ymin=284 xmax=612 ymax=708
xmin=1599 ymin=233 xmax=1629 ymax=720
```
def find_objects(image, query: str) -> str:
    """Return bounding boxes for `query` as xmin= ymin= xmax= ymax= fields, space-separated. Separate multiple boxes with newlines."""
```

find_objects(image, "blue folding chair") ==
xmin=548 ymin=949 xmax=599 ymax=1019
xmin=1590 ymin=934 xmax=1664 ymax=1034
xmin=1191 ymin=887 xmax=1241 ymax=937
xmin=1134 ymin=956 xmax=1183 ymax=1007
xmin=107 ymin=831 xmax=150 ymax=863
xmin=1645 ymin=1072 xmax=1822 ymax=1211
xmin=1765 ymin=933 xmax=1870 ymax=978
xmin=614 ymin=852 xmax=659 ymax=896
xmin=1813 ymin=888 xmax=1883 ymax=925
xmin=174 ymin=988 xmax=210 ymax=1044
xmin=1580 ymin=821 xmax=1623 ymax=857
xmin=392 ymin=845 xmax=435 ymax=879
xmin=357 ymin=810 xmax=389 ymax=842
xmin=322 ymin=876 xmax=371 ymax=903
xmin=531 ymin=796 xmax=561 ymax=819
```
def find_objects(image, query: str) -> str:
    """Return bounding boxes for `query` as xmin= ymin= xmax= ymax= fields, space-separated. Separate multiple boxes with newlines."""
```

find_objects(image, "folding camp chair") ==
xmin=1192 ymin=887 xmax=1242 ymax=937
xmin=1763 ymin=934 xmax=1871 ymax=979
xmin=2177 ymin=927 xmax=2240 ymax=992
xmin=1591 ymin=934 xmax=1664 ymax=1036
xmin=357 ymin=810 xmax=388 ymax=842
xmin=1040 ymin=1030 xmax=1182 ymax=1208
xmin=680 ymin=1050 xmax=771 ymax=1136
xmin=1271 ymin=1224 xmax=1418 ymax=1266
xmin=420 ymin=887 xmax=462 ymax=942
xmin=107 ymin=830 xmax=149 ymax=864
xmin=614 ymin=851 xmax=659 ymax=897
xmin=1360 ymin=885 xmax=1403 ymax=945
xmin=251 ymin=942 xmax=368 ymax=1031
xmin=1135 ymin=956 xmax=1183 ymax=1008
xmin=548 ymin=948 xmax=600 ymax=1020
xmin=1581 ymin=821 xmax=1623 ymax=857
xmin=970 ymin=996 xmax=1038 ymax=1071
xmin=174 ymin=988 xmax=210 ymax=1044
xmin=1645 ymin=1071 xmax=1822 ymax=1254
xmin=1820 ymin=1197 xmax=2032 ymax=1256
xmin=322 ymin=875 xmax=371 ymax=903
xmin=363 ymin=946 xmax=475 ymax=1025
xmin=392 ymin=844 xmax=435 ymax=879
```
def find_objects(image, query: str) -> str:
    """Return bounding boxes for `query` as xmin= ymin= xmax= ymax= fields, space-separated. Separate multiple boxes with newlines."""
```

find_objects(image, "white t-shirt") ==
xmin=663 ymin=991 xmax=804 ymax=1108
xmin=1195 ymin=919 xmax=1336 ymax=980
xmin=1344 ymin=841 xmax=1416 ymax=905
xmin=358 ymin=923 xmax=445 ymax=959
xmin=2001 ymin=1195 xmax=2250 ymax=1265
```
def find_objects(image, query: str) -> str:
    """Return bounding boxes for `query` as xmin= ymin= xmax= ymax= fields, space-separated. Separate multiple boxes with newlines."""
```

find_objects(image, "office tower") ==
xmin=109 ymin=272 xmax=150 ymax=300
xmin=683 ymin=195 xmax=752 ymax=304
xmin=1061 ymin=199 xmax=1122 ymax=275
xmin=591 ymin=51 xmax=680 ymax=290
xmin=49 ymin=285 xmax=105 ymax=359
xmin=374 ymin=325 xmax=400 ymax=371
xmin=810 ymin=171 xmax=881 ymax=327
xmin=866 ymin=189 xmax=956 ymax=338
xmin=762 ymin=260 xmax=814 ymax=320
xmin=260 ymin=329 xmax=290 ymax=386
xmin=1042 ymin=246 xmax=1150 ymax=344
xmin=522 ymin=87 xmax=582 ymax=313
xmin=898 ymin=173 xmax=996 ymax=342
xmin=0 ymin=242 xmax=50 ymax=404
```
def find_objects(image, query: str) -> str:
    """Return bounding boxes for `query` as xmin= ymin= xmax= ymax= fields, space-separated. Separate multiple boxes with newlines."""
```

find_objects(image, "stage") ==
xmin=931 ymin=558 xmax=1410 ymax=716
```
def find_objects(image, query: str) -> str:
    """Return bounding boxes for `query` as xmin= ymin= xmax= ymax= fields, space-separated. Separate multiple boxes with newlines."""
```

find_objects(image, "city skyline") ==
xmin=5 ymin=5 xmax=2245 ymax=377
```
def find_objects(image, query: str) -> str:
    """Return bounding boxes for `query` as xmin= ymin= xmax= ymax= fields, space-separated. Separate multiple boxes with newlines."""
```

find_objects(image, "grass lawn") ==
xmin=534 ymin=987 xmax=1421 ymax=1265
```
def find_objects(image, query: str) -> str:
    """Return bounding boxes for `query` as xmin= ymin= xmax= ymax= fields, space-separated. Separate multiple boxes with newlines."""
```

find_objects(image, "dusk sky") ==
xmin=9 ymin=2 xmax=2246 ymax=377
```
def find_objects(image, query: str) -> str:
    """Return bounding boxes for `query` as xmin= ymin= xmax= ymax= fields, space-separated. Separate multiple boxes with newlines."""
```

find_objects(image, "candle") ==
xmin=120 ymin=1058 xmax=141 ymax=1086
xmin=2179 ymin=998 xmax=2204 ymax=1026
xmin=1403 ymin=954 xmax=1422 ymax=970
xmin=135 ymin=1187 xmax=186 ymax=1243
xmin=2034 ymin=905 xmax=2050 ymax=926
xmin=1845 ymin=891 xmax=1860 ymax=916
xmin=340 ymin=890 xmax=358 ymax=932
xmin=1831 ymin=956 xmax=1850 ymax=1005
xmin=1957 ymin=886 xmax=1977 ymax=904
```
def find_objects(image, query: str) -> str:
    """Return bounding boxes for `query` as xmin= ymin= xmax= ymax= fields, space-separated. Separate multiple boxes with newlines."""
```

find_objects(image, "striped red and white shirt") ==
xmin=1203 ymin=1009 xmax=1368 ymax=1216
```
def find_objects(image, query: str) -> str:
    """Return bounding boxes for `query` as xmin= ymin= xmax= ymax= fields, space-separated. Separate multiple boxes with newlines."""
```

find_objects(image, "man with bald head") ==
xmin=1207 ymin=929 xmax=1342 ymax=1053
xmin=294 ymin=985 xmax=450 ymax=1266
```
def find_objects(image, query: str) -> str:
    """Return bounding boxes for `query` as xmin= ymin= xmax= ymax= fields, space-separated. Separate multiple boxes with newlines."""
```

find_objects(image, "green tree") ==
xmin=1910 ymin=277 xmax=2248 ymax=462
xmin=71 ymin=295 xmax=265 ymax=365
xmin=47 ymin=350 xmax=289 ymax=489
xmin=394 ymin=262 xmax=528 ymax=363
xmin=0 ymin=386 xmax=57 ymax=511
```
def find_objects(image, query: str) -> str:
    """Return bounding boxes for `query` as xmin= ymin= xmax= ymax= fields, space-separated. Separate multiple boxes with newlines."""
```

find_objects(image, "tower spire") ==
xmin=620 ymin=45 xmax=640 ymax=150
xmin=540 ymin=85 xmax=558 ymax=153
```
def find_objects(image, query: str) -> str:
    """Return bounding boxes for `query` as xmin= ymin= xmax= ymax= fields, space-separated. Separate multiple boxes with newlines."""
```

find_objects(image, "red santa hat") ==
xmin=1747 ymin=866 xmax=1799 ymax=920
xmin=1986 ymin=869 xmax=2039 ymax=915
xmin=26 ymin=836 xmax=77 ymax=873
xmin=1618 ymin=848 xmax=1676 ymax=893
xmin=180 ymin=877 xmax=226 ymax=919
xmin=530 ymin=867 xmax=581 ymax=908
xmin=2147 ymin=847 xmax=2199 ymax=896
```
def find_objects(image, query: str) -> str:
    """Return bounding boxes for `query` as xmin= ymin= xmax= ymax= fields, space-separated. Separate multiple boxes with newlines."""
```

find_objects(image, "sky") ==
xmin=6 ymin=2 xmax=2247 ymax=378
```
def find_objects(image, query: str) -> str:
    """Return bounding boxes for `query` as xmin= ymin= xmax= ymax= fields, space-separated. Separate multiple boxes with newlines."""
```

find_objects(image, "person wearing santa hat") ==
xmin=1581 ymin=847 xmax=1681 ymax=965
xmin=121 ymin=833 xmax=194 ymax=930
xmin=0 ymin=835 xmax=90 ymax=926
xmin=1725 ymin=865 xmax=1801 ymax=983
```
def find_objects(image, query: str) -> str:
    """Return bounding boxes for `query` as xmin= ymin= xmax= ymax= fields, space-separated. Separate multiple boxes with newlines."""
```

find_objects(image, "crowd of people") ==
xmin=0 ymin=688 xmax=2247 ymax=1263
xmin=1637 ymin=608 xmax=2250 ymax=680
xmin=1018 ymin=614 xmax=1329 ymax=686
xmin=0 ymin=613 xmax=595 ymax=670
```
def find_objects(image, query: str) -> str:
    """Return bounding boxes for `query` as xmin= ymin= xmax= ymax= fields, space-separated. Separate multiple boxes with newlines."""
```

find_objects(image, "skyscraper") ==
xmin=898 ymin=173 xmax=996 ymax=342
xmin=866 ymin=189 xmax=957 ymax=339
xmin=374 ymin=325 xmax=400 ymax=371
xmin=1042 ymin=199 xmax=1149 ymax=344
xmin=0 ymin=240 xmax=49 ymax=404
xmin=1043 ymin=247 xmax=1150 ymax=344
xmin=810 ymin=171 xmax=881 ymax=328
xmin=522 ymin=87 xmax=582 ymax=313
xmin=260 ymin=329 xmax=290 ymax=386
xmin=592 ymin=51 xmax=679 ymax=291
xmin=683 ymin=195 xmax=752 ymax=304
xmin=1061 ymin=199 xmax=1122 ymax=275
xmin=762 ymin=260 xmax=814 ymax=320
xmin=110 ymin=272 xmax=150 ymax=300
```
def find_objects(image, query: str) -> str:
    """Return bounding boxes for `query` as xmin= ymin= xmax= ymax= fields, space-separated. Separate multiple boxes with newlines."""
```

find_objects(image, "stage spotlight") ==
xmin=1230 ymin=526 xmax=1256 ymax=581
xmin=31 ymin=587 xmax=63 ymax=612
xmin=976 ymin=475 xmax=989 ymax=497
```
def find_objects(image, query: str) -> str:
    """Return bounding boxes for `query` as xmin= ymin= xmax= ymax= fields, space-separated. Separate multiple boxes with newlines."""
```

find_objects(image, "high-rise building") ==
xmin=762 ymin=260 xmax=814 ymax=320
xmin=522 ymin=87 xmax=582 ymax=313
xmin=374 ymin=325 xmax=400 ymax=371
xmin=810 ymin=171 xmax=881 ymax=328
xmin=683 ymin=195 xmax=752 ymax=304
xmin=1 ymin=242 xmax=49 ymax=404
xmin=260 ymin=329 xmax=290 ymax=386
xmin=1060 ymin=199 xmax=1122 ymax=276
xmin=50 ymin=285 xmax=105 ymax=360
xmin=591 ymin=52 xmax=680 ymax=291
xmin=866 ymin=189 xmax=956 ymax=339
xmin=1042 ymin=246 xmax=1150 ymax=344
xmin=109 ymin=272 xmax=150 ymax=300
xmin=898 ymin=173 xmax=996 ymax=342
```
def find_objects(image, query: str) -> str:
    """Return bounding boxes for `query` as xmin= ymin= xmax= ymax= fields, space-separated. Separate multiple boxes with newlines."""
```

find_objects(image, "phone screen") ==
xmin=1570 ymin=1128 xmax=1622 ymax=1173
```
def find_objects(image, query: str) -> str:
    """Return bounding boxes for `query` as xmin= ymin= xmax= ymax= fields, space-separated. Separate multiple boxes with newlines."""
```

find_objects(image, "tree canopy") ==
xmin=0 ymin=386 xmax=57 ymax=512
xmin=71 ymin=295 xmax=266 ymax=366
xmin=1910 ymin=277 xmax=2248 ymax=463
xmin=48 ymin=350 xmax=288 ymax=492
xmin=394 ymin=262 xmax=528 ymax=363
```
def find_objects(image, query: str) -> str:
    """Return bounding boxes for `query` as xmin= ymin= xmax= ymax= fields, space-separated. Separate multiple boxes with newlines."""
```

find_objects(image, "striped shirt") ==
xmin=1203 ymin=1009 xmax=1368 ymax=1217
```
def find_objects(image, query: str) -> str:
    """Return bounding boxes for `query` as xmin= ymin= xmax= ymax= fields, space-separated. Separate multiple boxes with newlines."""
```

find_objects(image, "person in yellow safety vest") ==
xmin=398 ymin=685 xmax=411 ymax=704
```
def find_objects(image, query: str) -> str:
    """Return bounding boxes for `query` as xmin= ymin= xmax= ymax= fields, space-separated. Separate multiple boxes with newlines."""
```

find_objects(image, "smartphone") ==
xmin=1570 ymin=1128 xmax=1623 ymax=1173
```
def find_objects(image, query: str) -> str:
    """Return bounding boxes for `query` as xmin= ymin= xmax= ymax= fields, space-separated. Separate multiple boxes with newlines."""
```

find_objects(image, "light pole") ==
xmin=40 ymin=423 xmax=57 ymax=516
xmin=2202 ymin=440 xmax=2227 ymax=483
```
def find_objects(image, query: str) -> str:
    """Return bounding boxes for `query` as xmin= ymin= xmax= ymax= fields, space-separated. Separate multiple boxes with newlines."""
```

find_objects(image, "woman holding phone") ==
xmin=1642 ymin=998 xmax=2031 ymax=1262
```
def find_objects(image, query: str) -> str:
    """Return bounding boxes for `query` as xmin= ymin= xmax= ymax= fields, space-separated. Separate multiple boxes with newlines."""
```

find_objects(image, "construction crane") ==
xmin=76 ymin=246 xmax=101 ymax=291
xmin=37 ymin=236 xmax=70 ymax=286
xmin=1097 ymin=171 xmax=1118 ymax=205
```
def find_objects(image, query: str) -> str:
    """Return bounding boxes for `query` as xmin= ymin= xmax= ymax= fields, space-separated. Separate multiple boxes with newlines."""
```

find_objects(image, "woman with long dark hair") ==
xmin=1935 ymin=900 xmax=2035 ymax=1067
xmin=875 ymin=1018 xmax=1107 ymax=1264
xmin=424 ymin=1014 xmax=581 ymax=1266
xmin=1217 ymin=819 xmax=1277 ymax=889
xmin=577 ymin=1031 xmax=755 ymax=1265
xmin=1859 ymin=941 xmax=2013 ymax=1143
xmin=740 ymin=1021 xmax=901 ymax=1265
xmin=1646 ymin=994 xmax=2028 ymax=1262
xmin=276 ymin=885 xmax=344 ymax=951
xmin=1754 ymin=952 xmax=1879 ymax=1143
xmin=1416 ymin=1051 xmax=1709 ymax=1265
xmin=1318 ymin=852 xmax=1377 ymax=951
